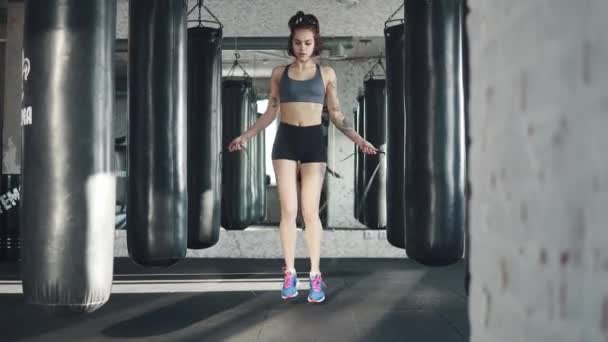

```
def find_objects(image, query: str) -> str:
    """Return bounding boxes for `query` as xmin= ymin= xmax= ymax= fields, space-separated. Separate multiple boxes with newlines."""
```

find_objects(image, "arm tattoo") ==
xmin=339 ymin=116 xmax=354 ymax=131
xmin=336 ymin=116 xmax=354 ymax=133
xmin=327 ymin=78 xmax=354 ymax=133
xmin=270 ymin=97 xmax=278 ymax=108
xmin=328 ymin=73 xmax=358 ymax=141
xmin=328 ymin=80 xmax=337 ymax=91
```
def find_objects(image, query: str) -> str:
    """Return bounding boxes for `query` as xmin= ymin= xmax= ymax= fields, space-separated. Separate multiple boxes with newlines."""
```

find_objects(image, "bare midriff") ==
xmin=279 ymin=102 xmax=323 ymax=126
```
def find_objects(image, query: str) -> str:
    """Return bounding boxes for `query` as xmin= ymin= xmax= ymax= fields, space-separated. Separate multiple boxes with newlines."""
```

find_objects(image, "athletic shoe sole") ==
xmin=282 ymin=291 xmax=299 ymax=300
xmin=307 ymin=295 xmax=325 ymax=303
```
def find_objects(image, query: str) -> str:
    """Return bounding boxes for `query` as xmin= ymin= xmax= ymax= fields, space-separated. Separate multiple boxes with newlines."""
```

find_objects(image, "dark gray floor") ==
xmin=0 ymin=258 xmax=469 ymax=342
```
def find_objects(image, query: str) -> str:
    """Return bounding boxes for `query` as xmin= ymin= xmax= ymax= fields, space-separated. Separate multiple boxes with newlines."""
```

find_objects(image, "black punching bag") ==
xmin=404 ymin=0 xmax=466 ymax=266
xmin=21 ymin=0 xmax=116 ymax=313
xmin=385 ymin=22 xmax=406 ymax=248
xmin=362 ymin=79 xmax=387 ymax=229
xmin=0 ymin=175 xmax=20 ymax=261
xmin=187 ymin=26 xmax=223 ymax=249
xmin=354 ymin=94 xmax=366 ymax=224
xmin=128 ymin=0 xmax=188 ymax=266
xmin=222 ymin=79 xmax=254 ymax=230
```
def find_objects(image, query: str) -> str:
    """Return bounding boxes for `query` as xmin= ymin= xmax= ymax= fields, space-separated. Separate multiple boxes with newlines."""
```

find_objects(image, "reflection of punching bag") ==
xmin=114 ymin=138 xmax=127 ymax=209
xmin=384 ymin=22 xmax=406 ymax=248
xmin=222 ymin=79 xmax=254 ymax=230
xmin=248 ymin=99 xmax=258 ymax=224
xmin=362 ymin=79 xmax=387 ymax=229
xmin=0 ymin=175 xmax=20 ymax=262
xmin=353 ymin=108 xmax=359 ymax=223
xmin=21 ymin=0 xmax=116 ymax=313
xmin=462 ymin=0 xmax=471 ymax=293
xmin=354 ymin=94 xmax=366 ymax=224
xmin=255 ymin=113 xmax=267 ymax=222
xmin=187 ymin=26 xmax=223 ymax=249
xmin=128 ymin=0 xmax=188 ymax=266
xmin=404 ymin=0 xmax=465 ymax=266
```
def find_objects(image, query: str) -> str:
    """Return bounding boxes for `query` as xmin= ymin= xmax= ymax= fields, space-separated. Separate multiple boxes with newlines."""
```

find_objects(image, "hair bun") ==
xmin=289 ymin=11 xmax=308 ymax=29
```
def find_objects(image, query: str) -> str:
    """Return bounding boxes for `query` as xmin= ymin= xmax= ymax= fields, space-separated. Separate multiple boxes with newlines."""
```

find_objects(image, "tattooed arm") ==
xmin=324 ymin=66 xmax=377 ymax=155
xmin=241 ymin=66 xmax=282 ymax=140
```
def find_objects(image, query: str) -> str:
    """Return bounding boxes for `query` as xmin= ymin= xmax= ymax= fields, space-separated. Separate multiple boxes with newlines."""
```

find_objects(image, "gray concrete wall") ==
xmin=116 ymin=0 xmax=403 ymax=39
xmin=467 ymin=0 xmax=608 ymax=340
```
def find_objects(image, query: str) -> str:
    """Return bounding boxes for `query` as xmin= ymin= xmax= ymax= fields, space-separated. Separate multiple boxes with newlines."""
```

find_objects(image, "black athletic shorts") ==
xmin=271 ymin=122 xmax=327 ymax=163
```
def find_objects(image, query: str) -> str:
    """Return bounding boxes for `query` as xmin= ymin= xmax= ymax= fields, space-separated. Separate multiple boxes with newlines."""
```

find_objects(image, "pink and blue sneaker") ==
xmin=307 ymin=273 xmax=327 ymax=303
xmin=281 ymin=267 xmax=299 ymax=300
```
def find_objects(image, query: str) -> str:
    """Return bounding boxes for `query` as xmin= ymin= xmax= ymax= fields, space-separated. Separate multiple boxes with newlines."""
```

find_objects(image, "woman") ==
xmin=228 ymin=11 xmax=377 ymax=303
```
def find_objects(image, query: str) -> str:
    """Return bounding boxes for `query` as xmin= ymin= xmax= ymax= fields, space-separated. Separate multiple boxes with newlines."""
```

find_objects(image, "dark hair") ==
xmin=287 ymin=11 xmax=322 ymax=57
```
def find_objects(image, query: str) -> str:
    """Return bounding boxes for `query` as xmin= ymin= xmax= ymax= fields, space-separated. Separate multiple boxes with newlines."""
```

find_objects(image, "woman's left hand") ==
xmin=357 ymin=139 xmax=378 ymax=155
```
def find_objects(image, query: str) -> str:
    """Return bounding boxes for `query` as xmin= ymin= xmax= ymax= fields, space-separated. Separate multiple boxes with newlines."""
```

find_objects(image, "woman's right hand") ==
xmin=356 ymin=138 xmax=378 ymax=155
xmin=228 ymin=135 xmax=248 ymax=152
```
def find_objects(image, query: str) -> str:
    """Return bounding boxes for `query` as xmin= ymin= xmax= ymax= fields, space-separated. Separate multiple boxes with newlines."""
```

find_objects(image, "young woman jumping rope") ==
xmin=228 ymin=11 xmax=377 ymax=303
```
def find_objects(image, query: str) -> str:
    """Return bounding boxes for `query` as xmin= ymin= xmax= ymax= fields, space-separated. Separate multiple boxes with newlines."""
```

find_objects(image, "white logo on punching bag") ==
xmin=0 ymin=187 xmax=20 ymax=214
xmin=21 ymin=51 xmax=32 ymax=126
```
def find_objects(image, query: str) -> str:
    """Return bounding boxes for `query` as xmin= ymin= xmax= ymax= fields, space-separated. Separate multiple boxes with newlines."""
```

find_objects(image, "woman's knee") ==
xmin=301 ymin=208 xmax=320 ymax=225
xmin=281 ymin=206 xmax=298 ymax=222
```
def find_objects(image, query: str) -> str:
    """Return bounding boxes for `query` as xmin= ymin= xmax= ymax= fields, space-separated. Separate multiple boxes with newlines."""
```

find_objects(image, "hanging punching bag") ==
xmin=0 ymin=211 xmax=4 ymax=261
xmin=384 ymin=22 xmax=406 ymax=248
xmin=21 ymin=0 xmax=116 ymax=313
xmin=0 ymin=182 xmax=6 ymax=261
xmin=187 ymin=26 xmax=223 ymax=249
xmin=404 ymin=0 xmax=466 ymax=266
xmin=0 ymin=174 xmax=20 ymax=261
xmin=362 ymin=79 xmax=387 ymax=229
xmin=128 ymin=0 xmax=188 ymax=266
xmin=354 ymin=94 xmax=366 ymax=224
xmin=222 ymin=78 xmax=254 ymax=230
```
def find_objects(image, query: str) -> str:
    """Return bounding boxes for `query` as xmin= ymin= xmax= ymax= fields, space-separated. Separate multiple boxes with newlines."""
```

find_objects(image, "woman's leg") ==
xmin=272 ymin=159 xmax=299 ymax=271
xmin=299 ymin=162 xmax=326 ymax=274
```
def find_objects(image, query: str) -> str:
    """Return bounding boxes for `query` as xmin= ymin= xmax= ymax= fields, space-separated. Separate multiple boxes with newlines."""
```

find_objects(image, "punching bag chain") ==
xmin=197 ymin=0 xmax=203 ymax=26
xmin=364 ymin=56 xmax=386 ymax=81
xmin=187 ymin=0 xmax=224 ymax=29
xmin=227 ymin=52 xmax=251 ymax=78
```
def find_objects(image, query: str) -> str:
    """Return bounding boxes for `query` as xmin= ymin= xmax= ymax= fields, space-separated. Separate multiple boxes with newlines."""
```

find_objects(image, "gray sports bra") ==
xmin=279 ymin=64 xmax=325 ymax=104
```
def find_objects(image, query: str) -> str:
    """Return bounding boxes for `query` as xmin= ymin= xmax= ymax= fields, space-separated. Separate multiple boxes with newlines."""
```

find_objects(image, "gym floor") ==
xmin=0 ymin=258 xmax=469 ymax=342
